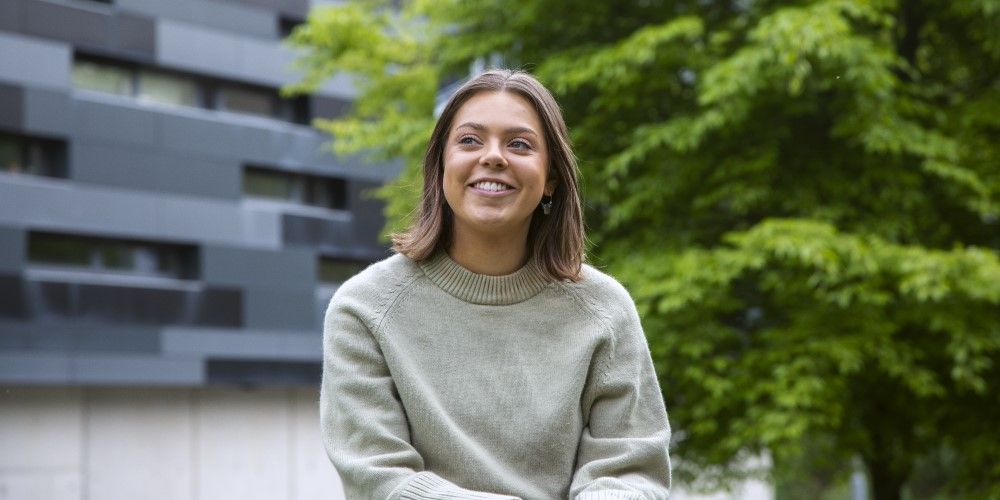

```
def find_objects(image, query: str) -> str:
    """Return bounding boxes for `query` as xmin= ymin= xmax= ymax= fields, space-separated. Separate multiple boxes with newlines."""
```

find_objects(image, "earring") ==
xmin=541 ymin=196 xmax=553 ymax=215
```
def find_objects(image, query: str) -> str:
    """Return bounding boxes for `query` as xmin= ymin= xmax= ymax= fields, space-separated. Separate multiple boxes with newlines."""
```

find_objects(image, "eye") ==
xmin=457 ymin=135 xmax=480 ymax=145
xmin=509 ymin=139 xmax=532 ymax=150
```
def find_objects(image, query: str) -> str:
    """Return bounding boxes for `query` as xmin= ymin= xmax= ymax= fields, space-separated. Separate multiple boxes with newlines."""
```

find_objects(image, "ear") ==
xmin=544 ymin=178 xmax=557 ymax=197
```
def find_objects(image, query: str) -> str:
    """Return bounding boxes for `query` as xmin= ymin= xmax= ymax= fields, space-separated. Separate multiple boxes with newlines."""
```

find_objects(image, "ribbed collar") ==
xmin=418 ymin=251 xmax=550 ymax=305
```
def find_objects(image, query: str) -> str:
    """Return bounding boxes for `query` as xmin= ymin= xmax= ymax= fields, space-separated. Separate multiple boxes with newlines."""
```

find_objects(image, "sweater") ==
xmin=320 ymin=251 xmax=672 ymax=499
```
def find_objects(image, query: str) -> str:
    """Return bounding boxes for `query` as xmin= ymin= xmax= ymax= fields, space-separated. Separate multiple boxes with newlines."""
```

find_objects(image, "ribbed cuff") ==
xmin=575 ymin=492 xmax=647 ymax=500
xmin=392 ymin=471 xmax=521 ymax=500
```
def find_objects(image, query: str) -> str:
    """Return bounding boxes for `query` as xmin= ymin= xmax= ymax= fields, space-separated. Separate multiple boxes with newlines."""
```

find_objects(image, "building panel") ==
xmin=0 ymin=321 xmax=160 ymax=353
xmin=349 ymin=179 xmax=389 ymax=252
xmin=201 ymin=244 xmax=315 ymax=289
xmin=155 ymin=19 xmax=354 ymax=99
xmin=71 ymin=353 xmax=205 ymax=385
xmin=0 ymin=276 xmax=29 ymax=320
xmin=23 ymin=86 xmax=74 ymax=136
xmin=159 ymin=110 xmax=246 ymax=160
xmin=71 ymin=139 xmax=240 ymax=200
xmin=72 ymin=140 xmax=158 ymax=188
xmin=243 ymin=287 xmax=317 ymax=330
xmin=0 ymin=227 xmax=26 ymax=272
xmin=115 ymin=11 xmax=157 ymax=56
xmin=72 ymin=97 xmax=160 ymax=147
xmin=0 ymin=352 xmax=73 ymax=383
xmin=0 ymin=178 xmax=251 ymax=244
xmin=161 ymin=328 xmax=321 ymax=361
xmin=155 ymin=152 xmax=242 ymax=200
xmin=117 ymin=0 xmax=278 ymax=39
xmin=19 ymin=0 xmax=111 ymax=49
xmin=0 ymin=31 xmax=71 ymax=90
xmin=209 ymin=0 xmax=311 ymax=20
xmin=0 ymin=83 xmax=24 ymax=129
xmin=9 ymin=0 xmax=156 ymax=59
xmin=0 ymin=1 xmax=19 ymax=32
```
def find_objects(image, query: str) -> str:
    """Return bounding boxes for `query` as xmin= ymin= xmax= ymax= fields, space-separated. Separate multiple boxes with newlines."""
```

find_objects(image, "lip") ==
xmin=467 ymin=177 xmax=516 ymax=196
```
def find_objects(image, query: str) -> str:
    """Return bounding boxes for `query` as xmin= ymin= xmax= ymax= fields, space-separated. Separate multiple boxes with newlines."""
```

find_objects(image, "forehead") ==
xmin=451 ymin=91 xmax=543 ymax=132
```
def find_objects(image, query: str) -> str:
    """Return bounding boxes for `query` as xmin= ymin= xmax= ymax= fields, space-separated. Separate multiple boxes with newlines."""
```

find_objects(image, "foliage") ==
xmin=286 ymin=1 xmax=1000 ymax=498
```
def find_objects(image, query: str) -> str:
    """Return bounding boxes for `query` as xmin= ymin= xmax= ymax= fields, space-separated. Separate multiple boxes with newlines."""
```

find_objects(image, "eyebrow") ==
xmin=455 ymin=121 xmax=539 ymax=137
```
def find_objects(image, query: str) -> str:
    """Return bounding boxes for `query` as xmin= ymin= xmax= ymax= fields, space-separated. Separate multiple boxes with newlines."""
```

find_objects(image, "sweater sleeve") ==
xmin=320 ymin=284 xmax=521 ymax=500
xmin=568 ymin=292 xmax=672 ymax=500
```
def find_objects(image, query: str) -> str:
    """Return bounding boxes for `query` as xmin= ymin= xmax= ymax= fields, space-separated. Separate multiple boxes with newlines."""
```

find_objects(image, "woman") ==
xmin=321 ymin=69 xmax=671 ymax=499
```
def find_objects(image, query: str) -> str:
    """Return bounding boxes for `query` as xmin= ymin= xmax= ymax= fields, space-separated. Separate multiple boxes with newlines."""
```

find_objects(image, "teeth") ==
xmin=474 ymin=181 xmax=510 ymax=192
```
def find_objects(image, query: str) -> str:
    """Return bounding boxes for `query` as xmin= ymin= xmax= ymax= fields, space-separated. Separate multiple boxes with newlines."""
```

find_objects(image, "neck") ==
xmin=448 ymin=222 xmax=531 ymax=276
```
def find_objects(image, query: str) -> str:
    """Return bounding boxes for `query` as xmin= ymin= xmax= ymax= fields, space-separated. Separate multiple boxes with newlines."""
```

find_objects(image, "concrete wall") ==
xmin=0 ymin=387 xmax=773 ymax=500
xmin=0 ymin=386 xmax=344 ymax=500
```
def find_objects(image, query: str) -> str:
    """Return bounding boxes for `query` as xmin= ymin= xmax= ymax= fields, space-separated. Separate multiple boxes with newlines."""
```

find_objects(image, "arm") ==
xmin=321 ymin=289 xmax=520 ymax=500
xmin=569 ymin=300 xmax=672 ymax=500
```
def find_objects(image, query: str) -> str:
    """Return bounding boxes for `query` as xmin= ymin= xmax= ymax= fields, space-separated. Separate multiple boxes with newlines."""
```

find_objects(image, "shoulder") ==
xmin=560 ymin=263 xmax=636 ymax=308
xmin=338 ymin=253 xmax=420 ymax=294
xmin=327 ymin=253 xmax=422 ymax=324
xmin=554 ymin=263 xmax=639 ymax=328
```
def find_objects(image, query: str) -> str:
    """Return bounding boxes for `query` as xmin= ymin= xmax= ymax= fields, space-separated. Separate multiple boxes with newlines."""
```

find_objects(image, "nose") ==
xmin=479 ymin=140 xmax=507 ymax=169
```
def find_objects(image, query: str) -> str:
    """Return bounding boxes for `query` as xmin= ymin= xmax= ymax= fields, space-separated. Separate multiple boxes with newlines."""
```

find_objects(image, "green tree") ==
xmin=286 ymin=1 xmax=1000 ymax=498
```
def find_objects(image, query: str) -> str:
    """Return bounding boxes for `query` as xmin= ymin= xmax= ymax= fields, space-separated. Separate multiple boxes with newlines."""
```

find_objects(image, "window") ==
xmin=72 ymin=59 xmax=133 ymax=96
xmin=219 ymin=86 xmax=274 ymax=118
xmin=305 ymin=178 xmax=343 ymax=209
xmin=244 ymin=168 xmax=294 ymax=200
xmin=28 ymin=232 xmax=198 ymax=280
xmin=277 ymin=96 xmax=310 ymax=125
xmin=312 ymin=96 xmax=352 ymax=120
xmin=0 ymin=132 xmax=68 ymax=178
xmin=72 ymin=55 xmax=310 ymax=124
xmin=278 ymin=16 xmax=304 ymax=39
xmin=137 ymin=69 xmax=200 ymax=107
xmin=318 ymin=257 xmax=367 ymax=284
xmin=74 ymin=59 xmax=201 ymax=108
xmin=244 ymin=166 xmax=348 ymax=211
xmin=207 ymin=359 xmax=321 ymax=386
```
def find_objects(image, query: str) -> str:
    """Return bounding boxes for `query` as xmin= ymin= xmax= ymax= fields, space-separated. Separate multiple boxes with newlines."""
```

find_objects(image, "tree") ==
xmin=286 ymin=1 xmax=1000 ymax=498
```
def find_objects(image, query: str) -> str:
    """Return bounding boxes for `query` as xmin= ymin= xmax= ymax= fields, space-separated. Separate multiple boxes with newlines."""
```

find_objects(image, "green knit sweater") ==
xmin=320 ymin=252 xmax=671 ymax=499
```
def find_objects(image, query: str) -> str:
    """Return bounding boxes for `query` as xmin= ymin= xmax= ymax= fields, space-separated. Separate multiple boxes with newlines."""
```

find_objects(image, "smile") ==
xmin=470 ymin=181 xmax=514 ymax=193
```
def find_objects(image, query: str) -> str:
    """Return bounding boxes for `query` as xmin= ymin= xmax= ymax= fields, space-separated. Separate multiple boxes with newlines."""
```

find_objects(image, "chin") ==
xmin=460 ymin=210 xmax=529 ymax=233
xmin=469 ymin=216 xmax=513 ymax=229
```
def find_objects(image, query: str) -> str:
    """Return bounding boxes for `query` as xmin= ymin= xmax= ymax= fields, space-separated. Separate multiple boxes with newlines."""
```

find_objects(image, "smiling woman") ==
xmin=320 ymin=70 xmax=672 ymax=499
xmin=393 ymin=70 xmax=586 ymax=282
xmin=442 ymin=91 xmax=555 ymax=274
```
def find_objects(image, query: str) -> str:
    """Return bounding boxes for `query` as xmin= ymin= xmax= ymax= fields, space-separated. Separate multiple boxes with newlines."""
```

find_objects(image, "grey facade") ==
xmin=0 ymin=0 xmax=396 ymax=386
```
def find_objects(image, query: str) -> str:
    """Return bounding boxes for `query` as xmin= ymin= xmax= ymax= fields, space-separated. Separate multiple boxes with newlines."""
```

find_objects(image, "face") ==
xmin=442 ymin=91 xmax=555 ymax=239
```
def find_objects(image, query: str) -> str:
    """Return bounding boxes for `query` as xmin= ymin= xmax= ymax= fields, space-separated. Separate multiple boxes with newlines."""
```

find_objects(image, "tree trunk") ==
xmin=867 ymin=458 xmax=904 ymax=500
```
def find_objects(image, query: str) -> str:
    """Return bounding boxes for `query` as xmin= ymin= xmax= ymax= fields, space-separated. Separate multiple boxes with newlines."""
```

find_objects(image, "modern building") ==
xmin=0 ymin=1 xmax=395 ymax=498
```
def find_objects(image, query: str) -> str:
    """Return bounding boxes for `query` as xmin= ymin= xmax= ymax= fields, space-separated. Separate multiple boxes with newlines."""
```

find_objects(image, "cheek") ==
xmin=442 ymin=164 xmax=461 ymax=192
xmin=442 ymin=150 xmax=465 ymax=177
xmin=526 ymin=161 xmax=551 ymax=191
xmin=441 ymin=162 xmax=466 ymax=204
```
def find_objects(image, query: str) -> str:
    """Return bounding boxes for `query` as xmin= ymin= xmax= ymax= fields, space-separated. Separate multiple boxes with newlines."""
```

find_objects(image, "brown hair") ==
xmin=392 ymin=69 xmax=585 ymax=281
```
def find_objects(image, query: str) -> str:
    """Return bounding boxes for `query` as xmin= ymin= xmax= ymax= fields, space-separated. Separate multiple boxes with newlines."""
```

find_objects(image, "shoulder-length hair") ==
xmin=392 ymin=69 xmax=585 ymax=281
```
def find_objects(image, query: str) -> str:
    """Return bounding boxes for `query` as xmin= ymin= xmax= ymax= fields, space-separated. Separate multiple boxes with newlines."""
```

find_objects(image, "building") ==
xmin=0 ymin=0 xmax=395 ymax=498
